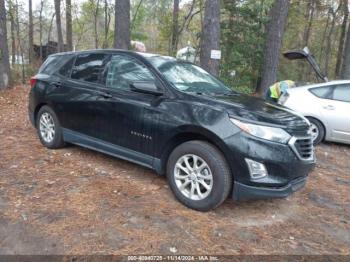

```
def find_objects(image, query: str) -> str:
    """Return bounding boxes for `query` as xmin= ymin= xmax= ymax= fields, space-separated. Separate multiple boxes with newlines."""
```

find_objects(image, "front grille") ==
xmin=289 ymin=137 xmax=314 ymax=161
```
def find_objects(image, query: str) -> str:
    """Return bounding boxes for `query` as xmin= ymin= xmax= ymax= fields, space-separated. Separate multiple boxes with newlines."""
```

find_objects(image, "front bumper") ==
xmin=222 ymin=132 xmax=315 ymax=201
xmin=233 ymin=176 xmax=307 ymax=201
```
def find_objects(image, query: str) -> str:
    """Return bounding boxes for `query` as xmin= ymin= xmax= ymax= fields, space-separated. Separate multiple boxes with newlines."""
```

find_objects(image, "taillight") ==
xmin=30 ymin=77 xmax=37 ymax=88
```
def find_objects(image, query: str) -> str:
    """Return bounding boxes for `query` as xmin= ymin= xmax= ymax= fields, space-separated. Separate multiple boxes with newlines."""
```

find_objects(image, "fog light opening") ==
xmin=245 ymin=159 xmax=268 ymax=180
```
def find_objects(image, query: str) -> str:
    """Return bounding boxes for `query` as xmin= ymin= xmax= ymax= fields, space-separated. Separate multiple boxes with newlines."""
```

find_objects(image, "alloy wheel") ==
xmin=174 ymin=154 xmax=213 ymax=201
xmin=310 ymin=122 xmax=319 ymax=142
xmin=39 ymin=112 xmax=56 ymax=143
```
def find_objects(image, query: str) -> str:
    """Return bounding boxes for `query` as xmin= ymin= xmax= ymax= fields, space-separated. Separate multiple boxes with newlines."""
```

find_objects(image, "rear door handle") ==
xmin=323 ymin=105 xmax=336 ymax=111
xmin=52 ymin=81 xmax=62 ymax=88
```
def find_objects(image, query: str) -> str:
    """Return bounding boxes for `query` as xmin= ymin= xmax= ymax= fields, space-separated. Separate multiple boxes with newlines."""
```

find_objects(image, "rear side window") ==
xmin=333 ymin=85 xmax=350 ymax=103
xmin=59 ymin=56 xmax=75 ymax=77
xmin=309 ymin=86 xmax=333 ymax=99
xmin=71 ymin=53 xmax=109 ymax=83
xmin=39 ymin=56 xmax=61 ymax=74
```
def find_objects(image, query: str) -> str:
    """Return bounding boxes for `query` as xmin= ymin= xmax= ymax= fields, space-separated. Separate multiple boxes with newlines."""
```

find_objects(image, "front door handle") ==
xmin=323 ymin=105 xmax=336 ymax=111
xmin=99 ymin=92 xmax=113 ymax=99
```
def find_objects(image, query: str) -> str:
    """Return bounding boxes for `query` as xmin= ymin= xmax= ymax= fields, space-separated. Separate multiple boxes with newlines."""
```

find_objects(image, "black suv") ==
xmin=29 ymin=50 xmax=316 ymax=211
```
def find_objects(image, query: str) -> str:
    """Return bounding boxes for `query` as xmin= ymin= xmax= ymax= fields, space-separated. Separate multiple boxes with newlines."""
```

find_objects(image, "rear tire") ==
xmin=307 ymin=117 xmax=325 ymax=145
xmin=166 ymin=141 xmax=232 ymax=212
xmin=36 ymin=106 xmax=65 ymax=149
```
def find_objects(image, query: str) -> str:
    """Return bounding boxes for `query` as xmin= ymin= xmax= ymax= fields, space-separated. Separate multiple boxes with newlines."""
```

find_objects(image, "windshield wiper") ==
xmin=187 ymin=91 xmax=205 ymax=95
xmin=211 ymin=92 xmax=239 ymax=97
xmin=187 ymin=91 xmax=238 ymax=97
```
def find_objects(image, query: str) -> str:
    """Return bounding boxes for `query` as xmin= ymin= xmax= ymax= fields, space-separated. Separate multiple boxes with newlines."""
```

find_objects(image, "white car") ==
xmin=279 ymin=80 xmax=350 ymax=145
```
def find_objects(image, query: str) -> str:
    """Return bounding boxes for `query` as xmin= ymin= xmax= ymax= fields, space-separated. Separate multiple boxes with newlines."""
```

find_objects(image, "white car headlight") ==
xmin=230 ymin=118 xmax=291 ymax=144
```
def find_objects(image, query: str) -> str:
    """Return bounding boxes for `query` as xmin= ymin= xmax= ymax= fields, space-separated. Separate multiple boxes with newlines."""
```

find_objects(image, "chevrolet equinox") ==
xmin=29 ymin=50 xmax=316 ymax=211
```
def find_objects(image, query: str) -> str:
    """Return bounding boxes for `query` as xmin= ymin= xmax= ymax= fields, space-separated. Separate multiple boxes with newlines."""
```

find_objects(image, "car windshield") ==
xmin=148 ymin=56 xmax=234 ymax=95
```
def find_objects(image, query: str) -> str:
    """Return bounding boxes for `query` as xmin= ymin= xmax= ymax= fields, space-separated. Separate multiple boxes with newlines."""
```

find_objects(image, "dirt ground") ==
xmin=0 ymin=85 xmax=350 ymax=255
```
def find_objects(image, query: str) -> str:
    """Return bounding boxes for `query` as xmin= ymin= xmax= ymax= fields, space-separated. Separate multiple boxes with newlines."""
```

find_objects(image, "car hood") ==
xmin=202 ymin=93 xmax=310 ymax=134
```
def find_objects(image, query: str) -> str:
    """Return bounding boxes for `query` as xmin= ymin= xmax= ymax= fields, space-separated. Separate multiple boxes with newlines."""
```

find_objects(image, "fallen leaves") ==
xmin=0 ymin=86 xmax=350 ymax=255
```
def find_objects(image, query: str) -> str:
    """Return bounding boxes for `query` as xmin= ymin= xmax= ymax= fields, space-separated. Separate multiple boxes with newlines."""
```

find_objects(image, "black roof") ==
xmin=51 ymin=49 xmax=173 ymax=60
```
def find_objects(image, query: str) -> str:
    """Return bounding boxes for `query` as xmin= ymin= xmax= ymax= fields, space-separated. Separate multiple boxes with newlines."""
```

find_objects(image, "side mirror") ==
xmin=130 ymin=81 xmax=164 ymax=96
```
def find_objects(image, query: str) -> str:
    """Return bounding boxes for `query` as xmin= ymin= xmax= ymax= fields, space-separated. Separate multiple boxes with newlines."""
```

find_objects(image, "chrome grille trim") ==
xmin=288 ymin=136 xmax=315 ymax=161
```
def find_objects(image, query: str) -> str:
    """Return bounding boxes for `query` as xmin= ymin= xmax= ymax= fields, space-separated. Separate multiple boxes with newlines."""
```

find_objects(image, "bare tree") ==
xmin=256 ymin=0 xmax=290 ymax=96
xmin=38 ymin=0 xmax=44 ymax=60
xmin=171 ymin=0 xmax=179 ymax=56
xmin=342 ymin=18 xmax=350 ymax=79
xmin=103 ymin=0 xmax=112 ymax=48
xmin=48 ymin=13 xmax=56 ymax=44
xmin=299 ymin=0 xmax=315 ymax=80
xmin=28 ymin=0 xmax=34 ymax=63
xmin=54 ymin=0 xmax=64 ymax=52
xmin=66 ymin=0 xmax=73 ymax=51
xmin=8 ymin=0 xmax=16 ymax=65
xmin=302 ymin=0 xmax=315 ymax=48
xmin=171 ymin=0 xmax=201 ymax=56
xmin=335 ymin=0 xmax=349 ymax=78
xmin=200 ymin=0 xmax=221 ymax=76
xmin=324 ymin=6 xmax=338 ymax=76
xmin=178 ymin=0 xmax=198 ymax=38
xmin=0 ymin=0 xmax=11 ymax=88
xmin=15 ymin=0 xmax=25 ymax=83
xmin=131 ymin=0 xmax=144 ymax=30
xmin=319 ymin=8 xmax=331 ymax=68
xmin=93 ymin=0 xmax=101 ymax=49
xmin=114 ymin=0 xmax=130 ymax=50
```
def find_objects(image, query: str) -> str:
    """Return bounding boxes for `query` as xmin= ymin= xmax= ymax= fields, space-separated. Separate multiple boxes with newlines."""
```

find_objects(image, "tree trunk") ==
xmin=325 ymin=8 xmax=337 ymax=77
xmin=131 ymin=0 xmax=144 ymax=30
xmin=66 ymin=0 xmax=73 ymax=51
xmin=93 ymin=0 xmax=100 ymax=49
xmin=15 ymin=0 xmax=25 ymax=84
xmin=318 ymin=10 xmax=331 ymax=67
xmin=256 ymin=0 xmax=290 ymax=96
xmin=9 ymin=1 xmax=16 ymax=66
xmin=300 ymin=0 xmax=315 ymax=80
xmin=0 ymin=0 xmax=11 ymax=89
xmin=200 ymin=0 xmax=221 ymax=76
xmin=114 ymin=0 xmax=130 ymax=50
xmin=48 ymin=13 xmax=56 ymax=44
xmin=342 ymin=19 xmax=350 ymax=79
xmin=335 ymin=0 xmax=349 ymax=78
xmin=103 ymin=0 xmax=110 ymax=48
xmin=54 ymin=0 xmax=64 ymax=52
xmin=171 ymin=0 xmax=179 ymax=56
xmin=177 ymin=0 xmax=198 ymax=47
xmin=39 ymin=0 xmax=44 ymax=61
xmin=302 ymin=0 xmax=315 ymax=47
xmin=28 ymin=0 xmax=34 ymax=63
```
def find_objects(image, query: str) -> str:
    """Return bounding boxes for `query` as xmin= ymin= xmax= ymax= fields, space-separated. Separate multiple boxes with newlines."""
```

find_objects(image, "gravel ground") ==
xmin=0 ymin=85 xmax=350 ymax=255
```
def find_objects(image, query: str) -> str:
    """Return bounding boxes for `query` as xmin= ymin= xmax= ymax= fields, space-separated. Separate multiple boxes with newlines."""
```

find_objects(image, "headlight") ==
xmin=230 ymin=118 xmax=291 ymax=144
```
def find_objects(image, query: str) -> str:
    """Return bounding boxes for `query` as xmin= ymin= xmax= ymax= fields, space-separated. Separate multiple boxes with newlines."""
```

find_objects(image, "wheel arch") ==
xmin=157 ymin=128 xmax=233 ymax=177
xmin=305 ymin=115 xmax=327 ymax=140
xmin=34 ymin=103 xmax=48 ymax=125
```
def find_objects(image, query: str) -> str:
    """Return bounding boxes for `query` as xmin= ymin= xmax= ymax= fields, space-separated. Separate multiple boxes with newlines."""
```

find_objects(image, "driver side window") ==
xmin=106 ymin=55 xmax=155 ymax=90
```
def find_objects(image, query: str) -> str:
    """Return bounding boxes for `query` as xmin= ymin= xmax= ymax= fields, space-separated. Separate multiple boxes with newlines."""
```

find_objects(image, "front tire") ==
xmin=166 ymin=141 xmax=232 ymax=212
xmin=307 ymin=117 xmax=325 ymax=145
xmin=36 ymin=106 xmax=65 ymax=149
